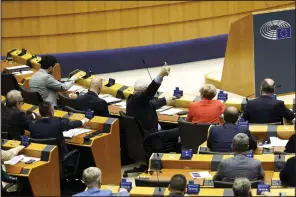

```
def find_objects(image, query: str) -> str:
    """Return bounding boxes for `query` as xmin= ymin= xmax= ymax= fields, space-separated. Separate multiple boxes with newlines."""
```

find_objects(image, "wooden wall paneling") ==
xmin=39 ymin=15 xmax=58 ymax=37
xmin=169 ymin=3 xmax=184 ymax=23
xmin=105 ymin=1 xmax=121 ymax=11
xmin=138 ymin=6 xmax=153 ymax=27
xmin=87 ymin=12 xmax=107 ymax=33
xmin=120 ymin=28 xmax=139 ymax=48
xmin=73 ymin=1 xmax=89 ymax=13
xmin=88 ymin=1 xmax=105 ymax=12
xmin=138 ymin=26 xmax=153 ymax=46
xmin=152 ymin=4 xmax=170 ymax=25
xmin=153 ymin=24 xmax=170 ymax=45
xmin=105 ymin=30 xmax=121 ymax=50
xmin=56 ymin=1 xmax=74 ymax=15
xmin=87 ymin=31 xmax=107 ymax=52
xmin=168 ymin=23 xmax=184 ymax=42
xmin=120 ymin=1 xmax=139 ymax=9
xmin=183 ymin=2 xmax=201 ymax=22
xmin=198 ymin=18 xmax=214 ymax=38
xmin=199 ymin=1 xmax=213 ymax=19
xmin=183 ymin=20 xmax=200 ymax=41
xmin=36 ymin=1 xmax=57 ymax=19
xmin=105 ymin=10 xmax=121 ymax=31
xmin=39 ymin=35 xmax=57 ymax=54
xmin=120 ymin=8 xmax=139 ymax=29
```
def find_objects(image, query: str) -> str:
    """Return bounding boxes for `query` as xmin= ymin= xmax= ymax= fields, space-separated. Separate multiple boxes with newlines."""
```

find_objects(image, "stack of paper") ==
xmin=22 ymin=156 xmax=41 ymax=163
xmin=190 ymin=171 xmax=212 ymax=178
xmin=156 ymin=106 xmax=173 ymax=112
xmin=114 ymin=101 xmax=127 ymax=108
xmin=68 ymin=85 xmax=87 ymax=93
xmin=99 ymin=94 xmax=121 ymax=104
xmin=270 ymin=137 xmax=288 ymax=147
xmin=159 ymin=108 xmax=183 ymax=115
xmin=12 ymin=70 xmax=34 ymax=75
xmin=63 ymin=128 xmax=92 ymax=138
xmin=4 ymin=155 xmax=25 ymax=165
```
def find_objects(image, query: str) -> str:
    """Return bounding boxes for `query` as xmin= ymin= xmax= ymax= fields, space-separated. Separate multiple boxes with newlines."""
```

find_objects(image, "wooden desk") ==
xmin=18 ymin=102 xmax=121 ymax=185
xmin=73 ymin=69 xmax=295 ymax=112
xmin=2 ymin=140 xmax=60 ymax=196
xmin=148 ymin=153 xmax=293 ymax=171
xmin=100 ymin=185 xmax=295 ymax=196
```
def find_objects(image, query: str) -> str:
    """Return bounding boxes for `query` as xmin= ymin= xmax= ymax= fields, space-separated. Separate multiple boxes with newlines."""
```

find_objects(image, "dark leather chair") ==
xmin=178 ymin=120 xmax=212 ymax=153
xmin=119 ymin=111 xmax=148 ymax=177
xmin=19 ymin=86 xmax=43 ymax=106
xmin=29 ymin=138 xmax=80 ymax=181
xmin=214 ymin=180 xmax=260 ymax=188
xmin=65 ymin=106 xmax=87 ymax=114
xmin=58 ymin=93 xmax=78 ymax=109
xmin=1 ymin=132 xmax=9 ymax=140
xmin=1 ymin=73 xmax=19 ymax=96
xmin=1 ymin=166 xmax=21 ymax=196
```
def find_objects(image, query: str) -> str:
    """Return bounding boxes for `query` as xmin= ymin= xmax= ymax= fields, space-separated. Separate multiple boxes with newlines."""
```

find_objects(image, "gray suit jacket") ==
xmin=29 ymin=69 xmax=74 ymax=106
xmin=213 ymin=154 xmax=264 ymax=182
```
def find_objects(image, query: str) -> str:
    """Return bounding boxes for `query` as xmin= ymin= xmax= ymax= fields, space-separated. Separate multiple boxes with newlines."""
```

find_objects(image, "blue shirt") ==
xmin=73 ymin=187 xmax=129 ymax=196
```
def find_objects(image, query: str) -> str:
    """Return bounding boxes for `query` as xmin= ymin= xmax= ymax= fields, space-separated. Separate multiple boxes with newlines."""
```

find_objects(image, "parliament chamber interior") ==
xmin=1 ymin=1 xmax=296 ymax=196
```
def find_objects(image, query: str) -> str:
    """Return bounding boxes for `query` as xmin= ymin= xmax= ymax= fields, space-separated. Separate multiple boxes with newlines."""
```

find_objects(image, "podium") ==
xmin=221 ymin=7 xmax=295 ymax=97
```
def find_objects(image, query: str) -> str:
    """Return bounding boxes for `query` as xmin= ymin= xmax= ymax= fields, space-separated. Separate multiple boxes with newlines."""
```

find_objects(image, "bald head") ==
xmin=89 ymin=77 xmax=103 ymax=94
xmin=134 ymin=79 xmax=149 ymax=93
xmin=261 ymin=78 xmax=275 ymax=95
xmin=223 ymin=106 xmax=240 ymax=123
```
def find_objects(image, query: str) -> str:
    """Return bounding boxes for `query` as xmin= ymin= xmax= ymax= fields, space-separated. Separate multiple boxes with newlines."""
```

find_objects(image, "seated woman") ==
xmin=186 ymin=84 xmax=225 ymax=124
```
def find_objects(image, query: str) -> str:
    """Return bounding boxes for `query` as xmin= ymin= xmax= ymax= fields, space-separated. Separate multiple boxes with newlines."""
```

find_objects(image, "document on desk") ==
xmin=5 ymin=65 xmax=30 ymax=70
xmin=156 ymin=106 xmax=173 ymax=112
xmin=68 ymin=85 xmax=87 ymax=93
xmin=22 ymin=156 xmax=41 ymax=163
xmin=190 ymin=171 xmax=212 ymax=179
xmin=159 ymin=108 xmax=183 ymax=115
xmin=12 ymin=70 xmax=34 ymax=75
xmin=4 ymin=155 xmax=25 ymax=165
xmin=100 ymin=95 xmax=122 ymax=104
xmin=114 ymin=101 xmax=126 ymax=108
xmin=269 ymin=137 xmax=288 ymax=147
xmin=63 ymin=128 xmax=92 ymax=138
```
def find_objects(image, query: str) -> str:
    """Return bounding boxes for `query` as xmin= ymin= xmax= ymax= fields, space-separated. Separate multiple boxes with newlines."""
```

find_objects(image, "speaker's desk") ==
xmin=73 ymin=69 xmax=295 ymax=113
xmin=2 ymin=140 xmax=60 ymax=196
xmin=15 ymin=101 xmax=121 ymax=185
xmin=100 ymin=185 xmax=295 ymax=196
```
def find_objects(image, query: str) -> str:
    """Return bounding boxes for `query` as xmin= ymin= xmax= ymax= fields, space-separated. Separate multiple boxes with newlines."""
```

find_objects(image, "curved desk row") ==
xmin=1 ymin=96 xmax=121 ymax=185
xmin=2 ymin=140 xmax=60 ymax=196
xmin=101 ymin=185 xmax=295 ymax=196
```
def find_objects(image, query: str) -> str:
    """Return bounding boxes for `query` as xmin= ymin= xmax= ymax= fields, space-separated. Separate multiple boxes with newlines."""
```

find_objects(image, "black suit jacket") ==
xmin=29 ymin=117 xmax=82 ymax=158
xmin=242 ymin=95 xmax=295 ymax=124
xmin=1 ymin=106 xmax=34 ymax=140
xmin=285 ymin=134 xmax=296 ymax=153
xmin=76 ymin=91 xmax=110 ymax=117
xmin=280 ymin=156 xmax=296 ymax=187
xmin=207 ymin=123 xmax=257 ymax=152
xmin=126 ymin=80 xmax=166 ymax=136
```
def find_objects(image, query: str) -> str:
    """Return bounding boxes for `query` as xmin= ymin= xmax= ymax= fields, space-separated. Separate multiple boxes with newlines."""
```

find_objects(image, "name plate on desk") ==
xmin=187 ymin=181 xmax=200 ymax=194
xmin=180 ymin=149 xmax=192 ymax=160
xmin=257 ymin=183 xmax=270 ymax=195
xmin=120 ymin=179 xmax=132 ymax=192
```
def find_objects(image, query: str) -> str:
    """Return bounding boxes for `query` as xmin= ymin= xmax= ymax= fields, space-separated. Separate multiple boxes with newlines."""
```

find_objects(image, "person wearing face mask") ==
xmin=29 ymin=55 xmax=78 ymax=107
xmin=1 ymin=90 xmax=36 ymax=140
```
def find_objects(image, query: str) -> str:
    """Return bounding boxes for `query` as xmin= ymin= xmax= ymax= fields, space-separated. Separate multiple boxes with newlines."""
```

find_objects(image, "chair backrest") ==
xmin=1 ymin=73 xmax=19 ymax=96
xmin=58 ymin=93 xmax=78 ymax=109
xmin=214 ymin=180 xmax=260 ymax=188
xmin=119 ymin=111 xmax=146 ymax=161
xmin=65 ymin=105 xmax=87 ymax=114
xmin=178 ymin=120 xmax=212 ymax=153
xmin=19 ymin=86 xmax=43 ymax=106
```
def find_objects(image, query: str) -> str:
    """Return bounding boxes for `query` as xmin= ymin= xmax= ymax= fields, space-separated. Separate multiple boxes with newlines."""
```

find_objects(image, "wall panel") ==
xmin=1 ymin=1 xmax=294 ymax=55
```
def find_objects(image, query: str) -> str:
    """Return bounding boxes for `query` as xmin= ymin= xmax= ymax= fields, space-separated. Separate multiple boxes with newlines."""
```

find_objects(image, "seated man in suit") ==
xmin=76 ymin=77 xmax=109 ymax=117
xmin=74 ymin=167 xmax=129 ymax=196
xmin=213 ymin=133 xmax=264 ymax=182
xmin=242 ymin=78 xmax=294 ymax=124
xmin=1 ymin=90 xmax=36 ymax=140
xmin=126 ymin=63 xmax=179 ymax=151
xmin=29 ymin=101 xmax=89 ymax=157
xmin=280 ymin=156 xmax=296 ymax=187
xmin=284 ymin=134 xmax=296 ymax=153
xmin=187 ymin=84 xmax=225 ymax=124
xmin=29 ymin=55 xmax=78 ymax=107
xmin=207 ymin=106 xmax=257 ymax=152
xmin=168 ymin=174 xmax=187 ymax=197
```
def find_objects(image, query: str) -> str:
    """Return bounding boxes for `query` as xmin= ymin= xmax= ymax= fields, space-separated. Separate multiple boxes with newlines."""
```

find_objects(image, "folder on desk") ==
xmin=4 ymin=65 xmax=30 ymax=74
xmin=63 ymin=128 xmax=92 ymax=138
xmin=159 ymin=108 xmax=183 ymax=115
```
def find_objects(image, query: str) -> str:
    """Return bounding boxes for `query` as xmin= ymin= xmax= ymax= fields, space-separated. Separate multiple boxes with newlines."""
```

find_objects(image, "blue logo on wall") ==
xmin=260 ymin=20 xmax=291 ymax=40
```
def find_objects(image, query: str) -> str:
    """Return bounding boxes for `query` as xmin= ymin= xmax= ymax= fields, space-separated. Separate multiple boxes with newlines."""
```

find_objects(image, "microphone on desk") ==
xmin=148 ymin=153 xmax=162 ymax=193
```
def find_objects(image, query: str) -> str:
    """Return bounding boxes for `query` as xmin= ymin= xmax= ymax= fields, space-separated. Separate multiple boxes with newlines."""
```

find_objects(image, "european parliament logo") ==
xmin=260 ymin=20 xmax=291 ymax=40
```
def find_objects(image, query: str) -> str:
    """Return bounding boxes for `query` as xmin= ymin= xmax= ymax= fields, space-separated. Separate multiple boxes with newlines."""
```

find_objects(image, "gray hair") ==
xmin=199 ymin=84 xmax=217 ymax=100
xmin=6 ymin=90 xmax=23 ymax=107
xmin=82 ymin=167 xmax=102 ymax=187
xmin=134 ymin=79 xmax=149 ymax=93
xmin=232 ymin=178 xmax=251 ymax=196
xmin=232 ymin=133 xmax=249 ymax=153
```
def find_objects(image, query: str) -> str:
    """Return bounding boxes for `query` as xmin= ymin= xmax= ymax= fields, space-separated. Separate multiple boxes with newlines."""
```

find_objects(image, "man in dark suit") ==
xmin=284 ymin=134 xmax=296 ymax=153
xmin=29 ymin=101 xmax=89 ymax=157
xmin=242 ymin=78 xmax=295 ymax=124
xmin=280 ymin=156 xmax=296 ymax=187
xmin=126 ymin=64 xmax=179 ymax=151
xmin=207 ymin=106 xmax=257 ymax=152
xmin=76 ymin=77 xmax=109 ymax=117
xmin=213 ymin=133 xmax=264 ymax=182
xmin=168 ymin=174 xmax=187 ymax=196
xmin=1 ymin=90 xmax=36 ymax=140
